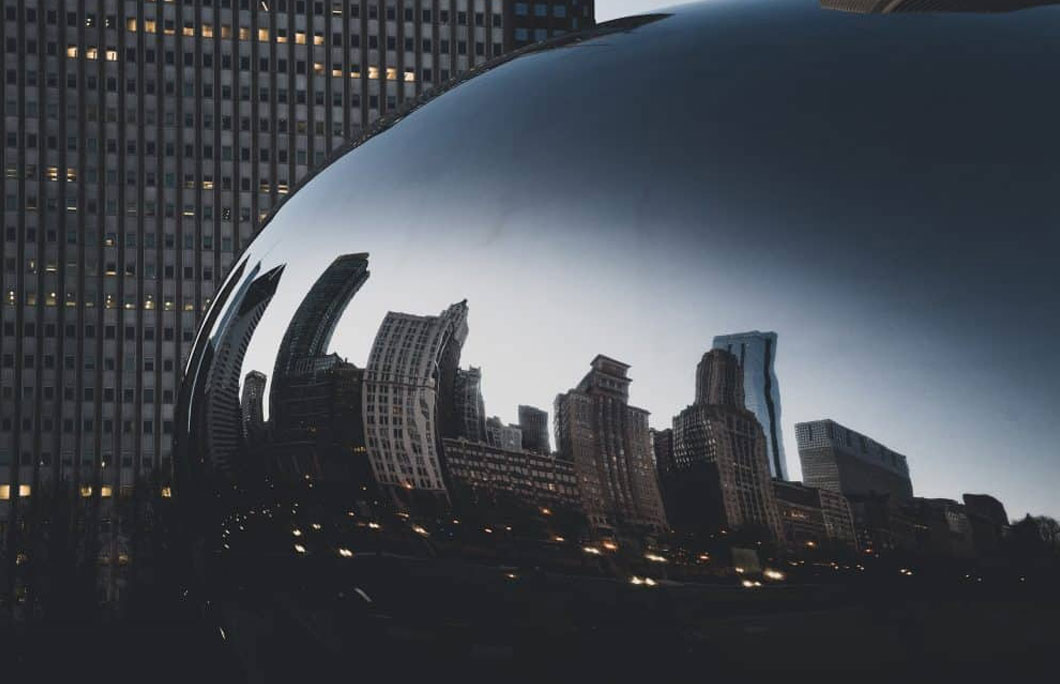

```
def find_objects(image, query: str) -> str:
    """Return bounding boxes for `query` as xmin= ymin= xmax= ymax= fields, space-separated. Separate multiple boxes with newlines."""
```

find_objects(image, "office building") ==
xmin=240 ymin=368 xmax=267 ymax=445
xmin=452 ymin=366 xmax=486 ymax=442
xmin=485 ymin=415 xmax=521 ymax=451
xmin=669 ymin=350 xmax=783 ymax=540
xmin=772 ymin=480 xmax=856 ymax=549
xmin=910 ymin=497 xmax=976 ymax=558
xmin=795 ymin=419 xmax=913 ymax=499
xmin=712 ymin=331 xmax=788 ymax=480
xmin=517 ymin=404 xmax=549 ymax=454
xmin=554 ymin=355 xmax=667 ymax=535
xmin=963 ymin=492 xmax=1009 ymax=556
xmin=362 ymin=301 xmax=468 ymax=496
xmin=442 ymin=436 xmax=579 ymax=511
xmin=0 ymin=0 xmax=595 ymax=613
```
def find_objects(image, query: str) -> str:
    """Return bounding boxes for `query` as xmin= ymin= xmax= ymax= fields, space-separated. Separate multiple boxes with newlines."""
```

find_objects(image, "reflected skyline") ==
xmin=193 ymin=0 xmax=1059 ymax=524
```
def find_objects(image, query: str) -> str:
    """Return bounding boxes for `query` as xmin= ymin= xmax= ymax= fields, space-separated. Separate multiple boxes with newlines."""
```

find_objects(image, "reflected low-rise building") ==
xmin=442 ymin=436 xmax=580 ymax=511
xmin=773 ymin=480 xmax=857 ymax=549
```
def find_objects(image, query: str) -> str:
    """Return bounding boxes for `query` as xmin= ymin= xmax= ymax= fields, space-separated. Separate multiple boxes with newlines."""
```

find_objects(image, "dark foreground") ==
xmin=5 ymin=556 xmax=1058 ymax=682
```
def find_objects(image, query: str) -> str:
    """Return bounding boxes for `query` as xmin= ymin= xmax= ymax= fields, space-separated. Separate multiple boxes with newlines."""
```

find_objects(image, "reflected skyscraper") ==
xmin=518 ymin=405 xmax=551 ymax=455
xmin=240 ymin=370 xmax=267 ymax=446
xmin=201 ymin=264 xmax=284 ymax=476
xmin=362 ymin=301 xmax=469 ymax=498
xmin=795 ymin=419 xmax=913 ymax=499
xmin=713 ymin=331 xmax=788 ymax=481
xmin=272 ymin=253 xmax=369 ymax=381
xmin=554 ymin=355 xmax=668 ymax=536
xmin=453 ymin=367 xmax=487 ymax=442
xmin=670 ymin=350 xmax=783 ymax=539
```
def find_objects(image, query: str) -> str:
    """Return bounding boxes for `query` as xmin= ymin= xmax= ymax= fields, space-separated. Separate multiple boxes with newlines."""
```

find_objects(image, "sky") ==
xmin=224 ymin=0 xmax=1060 ymax=521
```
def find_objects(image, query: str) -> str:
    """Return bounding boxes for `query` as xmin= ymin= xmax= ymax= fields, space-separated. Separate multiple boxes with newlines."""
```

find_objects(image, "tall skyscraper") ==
xmin=201 ymin=262 xmax=284 ymax=476
xmin=517 ymin=404 xmax=549 ymax=454
xmin=554 ymin=355 xmax=667 ymax=536
xmin=669 ymin=350 xmax=783 ymax=539
xmin=795 ymin=419 xmax=913 ymax=499
xmin=713 ymin=331 xmax=788 ymax=480
xmin=0 ymin=0 xmax=594 ymax=613
xmin=271 ymin=253 xmax=368 ymax=380
xmin=240 ymin=369 xmax=267 ymax=444
xmin=362 ymin=300 xmax=468 ymax=497
xmin=452 ymin=366 xmax=486 ymax=442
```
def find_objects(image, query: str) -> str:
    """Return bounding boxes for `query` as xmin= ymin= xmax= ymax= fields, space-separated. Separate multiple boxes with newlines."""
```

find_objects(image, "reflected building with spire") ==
xmin=554 ymin=355 xmax=668 ymax=536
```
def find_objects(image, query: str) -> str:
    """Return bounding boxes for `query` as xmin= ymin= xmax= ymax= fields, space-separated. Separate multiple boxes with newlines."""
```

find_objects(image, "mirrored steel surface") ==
xmin=174 ymin=0 xmax=1060 ymax=674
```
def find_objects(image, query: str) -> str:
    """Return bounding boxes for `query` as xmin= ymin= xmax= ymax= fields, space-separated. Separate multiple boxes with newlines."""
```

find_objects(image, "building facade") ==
xmin=712 ymin=331 xmax=788 ymax=480
xmin=795 ymin=419 xmax=913 ymax=499
xmin=517 ymin=404 xmax=548 ymax=454
xmin=0 ymin=0 xmax=594 ymax=614
xmin=442 ymin=435 xmax=579 ymax=511
xmin=553 ymin=355 xmax=667 ymax=536
xmin=452 ymin=366 xmax=485 ymax=442
xmin=484 ymin=415 xmax=521 ymax=451
xmin=669 ymin=350 xmax=783 ymax=540
xmin=362 ymin=300 xmax=467 ymax=495
xmin=772 ymin=480 xmax=856 ymax=549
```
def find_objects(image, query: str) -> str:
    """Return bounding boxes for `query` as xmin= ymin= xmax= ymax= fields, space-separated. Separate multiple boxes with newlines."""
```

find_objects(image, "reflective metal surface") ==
xmin=174 ymin=0 xmax=1060 ymax=674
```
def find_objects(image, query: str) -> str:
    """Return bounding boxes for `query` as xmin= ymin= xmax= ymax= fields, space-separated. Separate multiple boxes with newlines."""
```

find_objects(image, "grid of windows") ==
xmin=0 ymin=0 xmax=593 ymax=617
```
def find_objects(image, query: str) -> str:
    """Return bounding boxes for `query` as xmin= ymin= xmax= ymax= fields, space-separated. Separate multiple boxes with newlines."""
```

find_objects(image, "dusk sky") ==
xmin=229 ymin=0 xmax=1060 ymax=521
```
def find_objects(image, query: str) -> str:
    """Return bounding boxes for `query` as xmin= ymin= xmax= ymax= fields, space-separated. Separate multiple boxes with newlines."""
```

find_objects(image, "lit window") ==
xmin=66 ymin=45 xmax=78 ymax=58
xmin=386 ymin=67 xmax=398 ymax=81
xmin=258 ymin=28 xmax=269 ymax=41
xmin=126 ymin=18 xmax=137 ymax=31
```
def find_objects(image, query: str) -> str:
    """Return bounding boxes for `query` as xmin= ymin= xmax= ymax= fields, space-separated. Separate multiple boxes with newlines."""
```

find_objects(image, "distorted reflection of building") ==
xmin=772 ymin=480 xmax=857 ymax=549
xmin=267 ymin=355 xmax=367 ymax=484
xmin=272 ymin=254 xmax=370 ymax=380
xmin=442 ymin=437 xmax=580 ymax=511
xmin=909 ymin=497 xmax=977 ymax=559
xmin=363 ymin=301 xmax=469 ymax=500
xmin=201 ymin=263 xmax=285 ymax=476
xmin=554 ymin=355 xmax=668 ymax=536
xmin=518 ymin=405 xmax=551 ymax=455
xmin=240 ymin=370 xmax=268 ymax=447
xmin=796 ymin=420 xmax=913 ymax=499
xmin=266 ymin=254 xmax=371 ymax=484
xmin=963 ymin=493 xmax=1010 ymax=557
xmin=847 ymin=492 xmax=918 ymax=552
xmin=453 ymin=367 xmax=487 ymax=443
xmin=713 ymin=331 xmax=788 ymax=480
xmin=485 ymin=416 xmax=523 ymax=451
xmin=668 ymin=350 xmax=783 ymax=540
